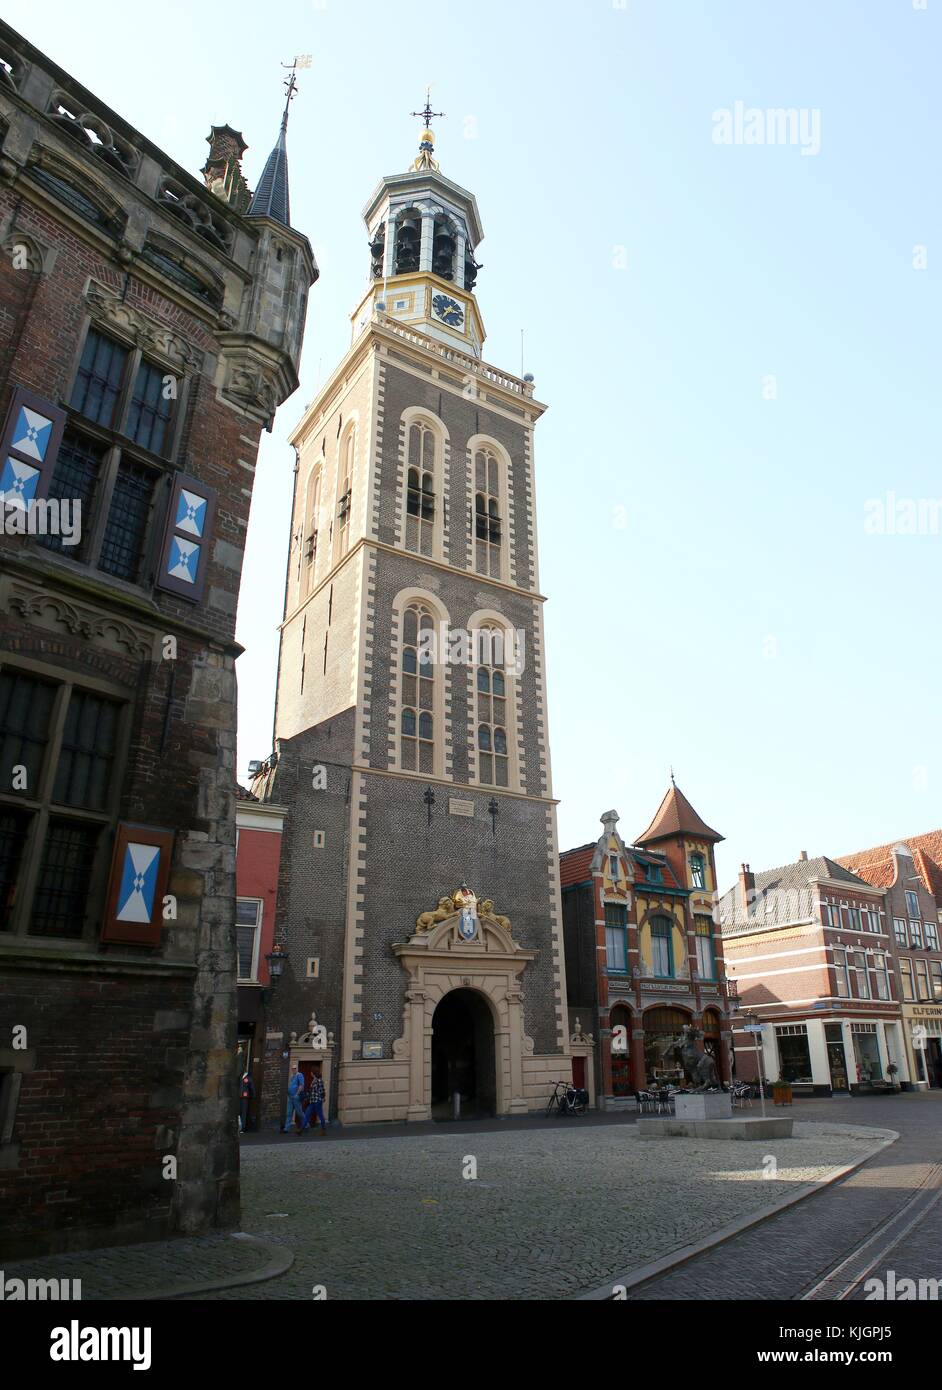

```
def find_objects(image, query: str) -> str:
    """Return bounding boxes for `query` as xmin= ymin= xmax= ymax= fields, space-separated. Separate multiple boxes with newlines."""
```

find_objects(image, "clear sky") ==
xmin=22 ymin=0 xmax=940 ymax=892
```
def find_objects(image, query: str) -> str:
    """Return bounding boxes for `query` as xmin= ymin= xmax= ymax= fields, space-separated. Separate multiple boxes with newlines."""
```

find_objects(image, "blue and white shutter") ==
xmin=0 ymin=386 xmax=67 ymax=515
xmin=155 ymin=472 xmax=217 ymax=602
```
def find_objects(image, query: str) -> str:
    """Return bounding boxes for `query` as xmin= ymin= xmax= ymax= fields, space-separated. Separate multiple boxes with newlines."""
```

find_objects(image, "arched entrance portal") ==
xmin=431 ymin=989 xmax=496 ymax=1120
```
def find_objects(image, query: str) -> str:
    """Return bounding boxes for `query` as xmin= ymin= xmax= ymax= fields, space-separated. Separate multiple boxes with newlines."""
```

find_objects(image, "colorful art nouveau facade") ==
xmin=561 ymin=784 xmax=735 ymax=1106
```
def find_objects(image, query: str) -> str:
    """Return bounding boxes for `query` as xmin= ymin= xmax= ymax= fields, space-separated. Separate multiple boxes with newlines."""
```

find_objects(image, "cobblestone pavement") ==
xmin=2 ymin=1231 xmax=285 ymax=1300
xmin=205 ymin=1118 xmax=882 ymax=1301
xmin=7 ymin=1096 xmax=936 ymax=1302
xmin=626 ymin=1093 xmax=942 ymax=1301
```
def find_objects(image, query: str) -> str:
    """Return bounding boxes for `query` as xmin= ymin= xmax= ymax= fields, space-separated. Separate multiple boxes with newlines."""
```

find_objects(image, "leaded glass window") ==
xmin=127 ymin=359 xmax=175 ymax=455
xmin=474 ymin=447 xmax=501 ymax=578
xmin=52 ymin=691 xmax=119 ymax=811
xmin=99 ymin=459 xmax=157 ymax=581
xmin=37 ymin=432 xmax=105 ymax=558
xmin=0 ymin=672 xmax=56 ymax=796
xmin=400 ymin=604 xmax=435 ymax=773
xmin=70 ymin=329 xmax=129 ymax=427
xmin=405 ymin=421 xmax=436 ymax=557
xmin=475 ymin=628 xmax=509 ymax=788
xmin=29 ymin=818 xmax=101 ymax=938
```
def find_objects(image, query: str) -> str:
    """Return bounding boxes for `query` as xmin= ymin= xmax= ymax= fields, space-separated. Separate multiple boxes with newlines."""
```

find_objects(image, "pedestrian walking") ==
xmin=302 ymin=1063 xmax=328 ymax=1135
xmin=282 ymin=1064 xmax=306 ymax=1133
xmin=239 ymin=1071 xmax=255 ymax=1133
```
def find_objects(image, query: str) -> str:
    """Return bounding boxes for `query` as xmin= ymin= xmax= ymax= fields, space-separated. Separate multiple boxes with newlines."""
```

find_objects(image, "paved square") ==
xmin=218 ymin=1121 xmax=883 ymax=1300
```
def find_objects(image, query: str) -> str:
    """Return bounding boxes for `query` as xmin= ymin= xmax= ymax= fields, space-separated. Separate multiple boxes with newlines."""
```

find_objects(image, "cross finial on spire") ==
xmin=409 ymin=86 xmax=444 ymax=171
xmin=670 ymin=766 xmax=676 ymax=786
xmin=411 ymin=87 xmax=444 ymax=130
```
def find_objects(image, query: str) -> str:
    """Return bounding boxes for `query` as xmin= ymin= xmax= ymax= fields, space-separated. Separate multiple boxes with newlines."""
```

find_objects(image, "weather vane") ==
xmin=281 ymin=55 xmax=312 ymax=122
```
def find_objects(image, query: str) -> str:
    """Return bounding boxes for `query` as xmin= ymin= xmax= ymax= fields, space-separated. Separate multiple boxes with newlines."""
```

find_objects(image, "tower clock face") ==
xmin=432 ymin=293 xmax=464 ymax=328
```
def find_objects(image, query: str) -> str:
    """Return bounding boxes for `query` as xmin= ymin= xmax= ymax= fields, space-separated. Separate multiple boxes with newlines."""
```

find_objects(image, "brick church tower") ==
xmin=258 ymin=109 xmax=572 ymax=1124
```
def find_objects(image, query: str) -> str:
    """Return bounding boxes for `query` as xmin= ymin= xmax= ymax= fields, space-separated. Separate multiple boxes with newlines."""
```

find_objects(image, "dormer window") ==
xmin=645 ymin=862 xmax=663 ymax=885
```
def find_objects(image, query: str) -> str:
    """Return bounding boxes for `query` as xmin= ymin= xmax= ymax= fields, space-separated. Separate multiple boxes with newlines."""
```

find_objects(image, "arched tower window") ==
xmin=400 ymin=603 xmax=436 ymax=774
xmin=395 ymin=210 xmax=421 ymax=274
xmin=302 ymin=466 xmax=321 ymax=598
xmin=333 ymin=426 xmax=354 ymax=564
xmin=405 ymin=419 xmax=438 ymax=557
xmin=474 ymin=625 xmax=511 ymax=789
xmin=474 ymin=446 xmax=502 ymax=579
xmin=432 ymin=216 xmax=456 ymax=281
xmin=369 ymin=223 xmax=385 ymax=279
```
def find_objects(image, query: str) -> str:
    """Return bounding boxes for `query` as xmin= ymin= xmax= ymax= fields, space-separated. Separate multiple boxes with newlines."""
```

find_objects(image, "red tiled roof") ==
xmin=836 ymin=830 xmax=942 ymax=901
xmin=635 ymin=782 xmax=723 ymax=846
xmin=560 ymin=845 xmax=595 ymax=888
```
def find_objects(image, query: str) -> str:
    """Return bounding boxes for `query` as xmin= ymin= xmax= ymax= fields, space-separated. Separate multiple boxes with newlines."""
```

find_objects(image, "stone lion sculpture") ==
xmin=416 ymin=897 xmax=455 ymax=934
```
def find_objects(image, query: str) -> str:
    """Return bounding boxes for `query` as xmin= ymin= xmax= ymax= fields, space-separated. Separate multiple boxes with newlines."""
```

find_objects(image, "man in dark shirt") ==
xmin=302 ymin=1064 xmax=328 ymax=1135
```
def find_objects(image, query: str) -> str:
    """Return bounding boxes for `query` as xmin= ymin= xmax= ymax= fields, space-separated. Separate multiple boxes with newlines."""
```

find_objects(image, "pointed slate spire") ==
xmin=248 ymin=63 xmax=304 ymax=227
xmin=248 ymin=113 xmax=290 ymax=225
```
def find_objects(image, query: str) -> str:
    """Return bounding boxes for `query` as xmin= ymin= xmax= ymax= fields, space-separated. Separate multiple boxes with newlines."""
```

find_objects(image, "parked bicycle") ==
xmin=545 ymin=1079 xmax=589 ymax=1117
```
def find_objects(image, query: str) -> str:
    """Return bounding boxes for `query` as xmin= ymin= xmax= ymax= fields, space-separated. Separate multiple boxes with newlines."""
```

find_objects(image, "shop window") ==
xmin=775 ymin=1025 xmax=813 ymax=1084
xmin=610 ymin=1005 xmax=633 ymax=1097
xmin=851 ymin=1026 xmax=881 ymax=1084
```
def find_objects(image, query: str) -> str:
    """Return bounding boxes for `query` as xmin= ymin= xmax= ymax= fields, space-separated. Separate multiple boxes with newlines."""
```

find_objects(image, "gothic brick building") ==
xmin=561 ymin=784 xmax=735 ymax=1107
xmin=0 ymin=22 xmax=314 ymax=1254
xmin=253 ymin=113 xmax=573 ymax=1126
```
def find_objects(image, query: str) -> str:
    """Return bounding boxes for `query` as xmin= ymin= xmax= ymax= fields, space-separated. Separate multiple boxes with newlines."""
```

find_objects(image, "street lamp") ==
xmin=265 ymin=944 xmax=288 ymax=980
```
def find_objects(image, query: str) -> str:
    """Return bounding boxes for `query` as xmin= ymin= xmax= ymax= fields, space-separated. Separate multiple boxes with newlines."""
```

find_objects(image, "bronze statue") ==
xmin=662 ymin=1025 xmax=720 ymax=1091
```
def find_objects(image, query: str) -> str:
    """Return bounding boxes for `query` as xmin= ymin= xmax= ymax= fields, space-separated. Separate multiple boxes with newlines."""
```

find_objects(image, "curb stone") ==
xmin=577 ymin=1122 xmax=900 ymax=1301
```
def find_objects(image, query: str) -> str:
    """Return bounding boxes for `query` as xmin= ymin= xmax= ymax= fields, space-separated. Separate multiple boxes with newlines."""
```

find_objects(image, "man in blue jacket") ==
xmin=282 ymin=1064 xmax=306 ymax=1133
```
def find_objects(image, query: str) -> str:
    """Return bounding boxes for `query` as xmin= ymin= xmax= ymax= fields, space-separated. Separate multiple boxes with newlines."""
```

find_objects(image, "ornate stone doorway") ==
xmin=392 ymin=887 xmax=537 ymax=1122
xmin=431 ymin=988 xmax=496 ymax=1120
